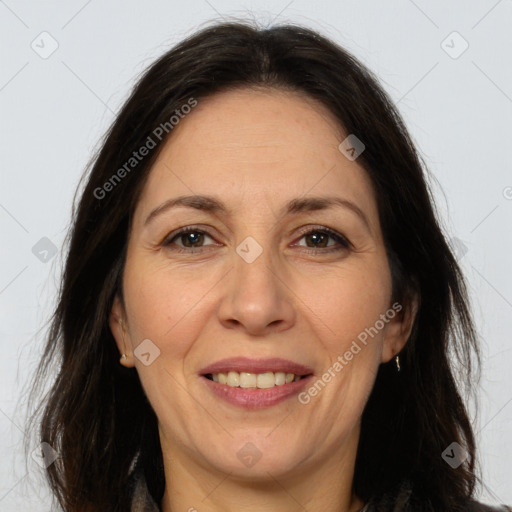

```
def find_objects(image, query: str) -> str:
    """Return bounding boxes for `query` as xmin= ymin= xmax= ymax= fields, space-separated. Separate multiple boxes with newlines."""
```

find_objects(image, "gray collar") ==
xmin=130 ymin=473 xmax=160 ymax=512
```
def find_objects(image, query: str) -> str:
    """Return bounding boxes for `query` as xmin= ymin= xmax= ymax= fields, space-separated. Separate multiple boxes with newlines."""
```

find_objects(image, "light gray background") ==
xmin=1 ymin=1 xmax=511 ymax=509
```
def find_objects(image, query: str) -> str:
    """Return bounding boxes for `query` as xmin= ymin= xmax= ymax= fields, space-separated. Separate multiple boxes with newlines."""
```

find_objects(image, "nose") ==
xmin=216 ymin=241 xmax=296 ymax=336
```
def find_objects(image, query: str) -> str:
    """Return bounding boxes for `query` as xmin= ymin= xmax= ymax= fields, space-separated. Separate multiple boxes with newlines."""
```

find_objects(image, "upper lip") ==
xmin=200 ymin=357 xmax=314 ymax=376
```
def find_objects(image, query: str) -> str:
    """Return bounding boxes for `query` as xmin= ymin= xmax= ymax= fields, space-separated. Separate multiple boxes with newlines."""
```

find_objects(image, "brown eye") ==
xmin=176 ymin=231 xmax=205 ymax=248
xmin=163 ymin=227 xmax=216 ymax=253
xmin=304 ymin=231 xmax=332 ymax=248
xmin=295 ymin=227 xmax=350 ymax=253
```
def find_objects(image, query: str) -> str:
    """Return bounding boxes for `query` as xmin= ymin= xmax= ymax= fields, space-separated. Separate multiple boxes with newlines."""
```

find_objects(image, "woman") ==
xmin=28 ymin=21 xmax=511 ymax=512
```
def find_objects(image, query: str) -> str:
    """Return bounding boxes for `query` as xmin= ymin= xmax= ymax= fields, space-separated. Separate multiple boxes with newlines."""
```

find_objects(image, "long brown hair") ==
xmin=27 ymin=20 xmax=482 ymax=511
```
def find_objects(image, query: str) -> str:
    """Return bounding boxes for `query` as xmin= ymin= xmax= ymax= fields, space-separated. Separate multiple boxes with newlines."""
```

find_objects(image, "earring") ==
xmin=119 ymin=319 xmax=128 ymax=365
xmin=395 ymin=354 xmax=401 ymax=372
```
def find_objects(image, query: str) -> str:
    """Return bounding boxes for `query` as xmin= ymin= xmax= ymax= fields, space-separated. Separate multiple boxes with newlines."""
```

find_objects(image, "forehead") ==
xmin=133 ymin=87 xmax=379 ymax=229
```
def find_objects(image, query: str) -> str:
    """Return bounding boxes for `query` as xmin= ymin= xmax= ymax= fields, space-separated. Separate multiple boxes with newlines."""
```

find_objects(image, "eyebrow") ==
xmin=143 ymin=194 xmax=371 ymax=231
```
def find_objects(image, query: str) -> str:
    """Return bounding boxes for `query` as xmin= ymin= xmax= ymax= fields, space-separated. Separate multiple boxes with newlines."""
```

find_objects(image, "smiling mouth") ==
xmin=203 ymin=371 xmax=311 ymax=388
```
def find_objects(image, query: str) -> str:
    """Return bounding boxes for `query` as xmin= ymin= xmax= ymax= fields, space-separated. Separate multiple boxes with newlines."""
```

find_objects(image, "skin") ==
xmin=110 ymin=87 xmax=417 ymax=512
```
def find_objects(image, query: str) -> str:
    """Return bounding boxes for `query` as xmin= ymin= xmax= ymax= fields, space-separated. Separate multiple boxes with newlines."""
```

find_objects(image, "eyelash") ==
xmin=161 ymin=225 xmax=351 ymax=255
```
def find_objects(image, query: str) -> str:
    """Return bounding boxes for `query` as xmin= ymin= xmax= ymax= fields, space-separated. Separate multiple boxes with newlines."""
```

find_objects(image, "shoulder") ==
xmin=366 ymin=479 xmax=511 ymax=512
xmin=465 ymin=501 xmax=512 ymax=512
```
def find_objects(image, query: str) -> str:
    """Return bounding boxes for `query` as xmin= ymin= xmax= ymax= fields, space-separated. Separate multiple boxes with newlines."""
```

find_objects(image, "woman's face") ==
xmin=111 ymin=88 xmax=412 ymax=481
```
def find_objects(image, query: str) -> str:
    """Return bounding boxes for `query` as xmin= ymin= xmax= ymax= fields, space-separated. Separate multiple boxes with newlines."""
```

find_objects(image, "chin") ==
xmin=197 ymin=438 xmax=308 ymax=480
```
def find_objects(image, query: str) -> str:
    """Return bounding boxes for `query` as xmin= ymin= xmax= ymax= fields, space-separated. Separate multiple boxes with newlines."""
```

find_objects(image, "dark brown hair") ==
xmin=27 ymin=20 xmax=482 ymax=511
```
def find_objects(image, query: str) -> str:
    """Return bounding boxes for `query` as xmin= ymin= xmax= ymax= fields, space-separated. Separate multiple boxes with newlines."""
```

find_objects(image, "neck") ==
xmin=159 ymin=424 xmax=365 ymax=512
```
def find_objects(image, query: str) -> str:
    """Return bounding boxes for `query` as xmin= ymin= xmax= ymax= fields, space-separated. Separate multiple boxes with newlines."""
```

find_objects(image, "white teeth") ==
xmin=256 ymin=372 xmax=275 ymax=389
xmin=274 ymin=372 xmax=286 ymax=386
xmin=240 ymin=372 xmax=257 ymax=388
xmin=227 ymin=371 xmax=240 ymax=387
xmin=209 ymin=371 xmax=301 ymax=388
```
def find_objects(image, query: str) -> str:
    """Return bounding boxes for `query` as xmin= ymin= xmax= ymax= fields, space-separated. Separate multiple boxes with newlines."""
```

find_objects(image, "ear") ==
xmin=381 ymin=295 xmax=419 ymax=364
xmin=109 ymin=294 xmax=135 ymax=368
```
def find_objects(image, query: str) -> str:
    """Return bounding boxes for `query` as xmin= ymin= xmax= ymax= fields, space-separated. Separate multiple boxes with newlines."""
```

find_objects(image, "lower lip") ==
xmin=200 ymin=374 xmax=314 ymax=409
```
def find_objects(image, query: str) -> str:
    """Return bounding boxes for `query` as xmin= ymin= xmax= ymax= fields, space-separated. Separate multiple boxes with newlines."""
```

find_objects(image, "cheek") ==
xmin=121 ymin=260 xmax=216 ymax=417
xmin=122 ymin=258 xmax=217 ymax=355
xmin=299 ymin=261 xmax=392 ymax=351
xmin=298 ymin=266 xmax=391 ymax=420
